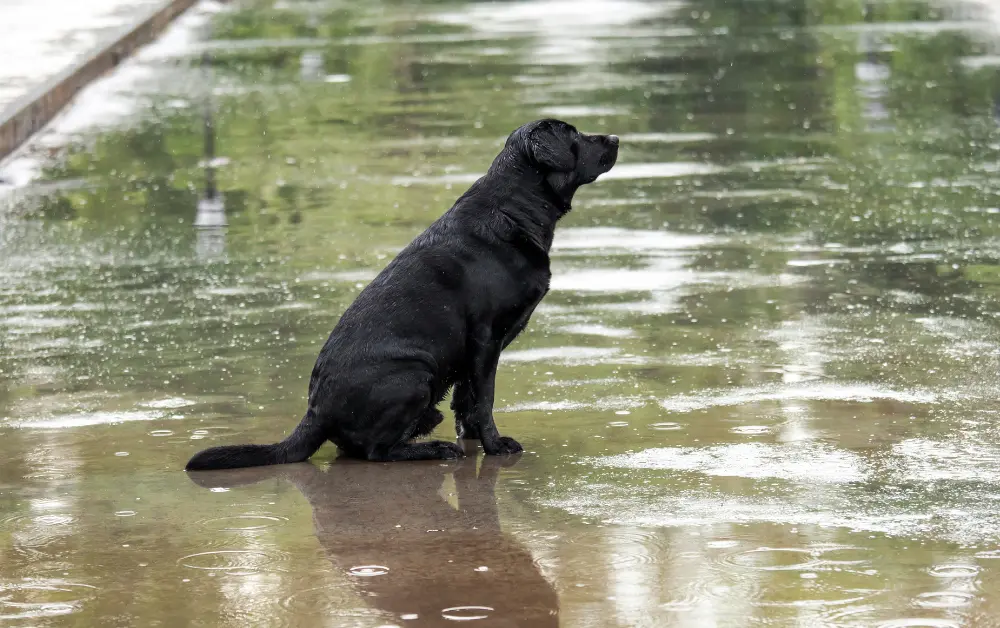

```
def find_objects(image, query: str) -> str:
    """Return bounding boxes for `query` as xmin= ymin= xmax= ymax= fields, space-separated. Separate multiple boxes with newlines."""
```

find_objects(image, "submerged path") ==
xmin=0 ymin=0 xmax=202 ymax=161
xmin=3 ymin=0 xmax=1000 ymax=626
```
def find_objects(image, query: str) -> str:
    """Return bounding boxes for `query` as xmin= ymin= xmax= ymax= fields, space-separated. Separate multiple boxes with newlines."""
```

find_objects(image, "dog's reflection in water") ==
xmin=189 ymin=452 xmax=559 ymax=627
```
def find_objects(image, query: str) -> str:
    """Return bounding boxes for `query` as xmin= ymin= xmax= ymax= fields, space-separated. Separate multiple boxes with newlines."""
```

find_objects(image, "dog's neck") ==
xmin=512 ymin=154 xmax=579 ymax=212
xmin=451 ymin=151 xmax=579 ymax=262
xmin=499 ymin=166 xmax=570 ymax=251
xmin=542 ymin=172 xmax=579 ymax=211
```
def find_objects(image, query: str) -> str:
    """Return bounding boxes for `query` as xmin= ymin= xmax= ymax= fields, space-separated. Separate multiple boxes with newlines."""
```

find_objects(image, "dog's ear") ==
xmin=528 ymin=123 xmax=576 ymax=172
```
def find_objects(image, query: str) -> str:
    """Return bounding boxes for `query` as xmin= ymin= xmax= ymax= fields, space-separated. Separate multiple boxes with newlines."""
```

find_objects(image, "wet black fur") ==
xmin=185 ymin=119 xmax=619 ymax=470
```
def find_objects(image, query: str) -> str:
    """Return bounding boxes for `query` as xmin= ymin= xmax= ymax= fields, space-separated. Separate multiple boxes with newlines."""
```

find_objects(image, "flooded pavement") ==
xmin=0 ymin=0 xmax=168 ymax=112
xmin=3 ymin=0 xmax=1000 ymax=625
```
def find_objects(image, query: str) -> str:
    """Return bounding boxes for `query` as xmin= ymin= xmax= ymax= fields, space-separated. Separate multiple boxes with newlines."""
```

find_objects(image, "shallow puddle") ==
xmin=3 ymin=0 xmax=1000 ymax=625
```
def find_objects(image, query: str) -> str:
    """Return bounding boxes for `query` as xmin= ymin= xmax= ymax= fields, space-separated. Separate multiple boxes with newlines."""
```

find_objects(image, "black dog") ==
xmin=186 ymin=119 xmax=618 ymax=470
xmin=187 ymin=455 xmax=560 ymax=626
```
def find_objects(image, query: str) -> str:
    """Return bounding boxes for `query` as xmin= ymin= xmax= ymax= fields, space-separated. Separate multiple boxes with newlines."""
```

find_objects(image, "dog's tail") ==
xmin=185 ymin=409 xmax=326 ymax=471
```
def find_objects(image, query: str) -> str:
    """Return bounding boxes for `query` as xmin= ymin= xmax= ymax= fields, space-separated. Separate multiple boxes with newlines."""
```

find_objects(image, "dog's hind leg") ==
xmin=413 ymin=407 xmax=445 ymax=438
xmin=373 ymin=440 xmax=465 ymax=462
xmin=352 ymin=379 xmax=464 ymax=462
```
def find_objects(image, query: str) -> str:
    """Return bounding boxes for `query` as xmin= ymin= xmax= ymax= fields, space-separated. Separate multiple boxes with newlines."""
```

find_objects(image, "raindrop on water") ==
xmin=348 ymin=565 xmax=389 ymax=577
xmin=928 ymin=564 xmax=979 ymax=578
xmin=441 ymin=606 xmax=493 ymax=621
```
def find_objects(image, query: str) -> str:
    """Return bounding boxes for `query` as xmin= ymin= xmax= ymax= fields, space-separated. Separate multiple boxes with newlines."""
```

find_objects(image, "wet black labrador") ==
xmin=186 ymin=119 xmax=618 ymax=470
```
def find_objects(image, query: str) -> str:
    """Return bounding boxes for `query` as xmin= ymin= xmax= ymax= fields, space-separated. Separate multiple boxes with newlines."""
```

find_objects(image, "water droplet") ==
xmin=441 ymin=606 xmax=493 ymax=621
xmin=0 ymin=580 xmax=97 ymax=620
xmin=650 ymin=422 xmax=682 ymax=430
xmin=200 ymin=515 xmax=288 ymax=531
xmin=914 ymin=591 xmax=975 ymax=609
xmin=178 ymin=550 xmax=284 ymax=574
xmin=928 ymin=564 xmax=979 ymax=578
xmin=724 ymin=547 xmax=815 ymax=571
xmin=706 ymin=540 xmax=739 ymax=549
xmin=348 ymin=565 xmax=389 ymax=577
xmin=730 ymin=425 xmax=771 ymax=435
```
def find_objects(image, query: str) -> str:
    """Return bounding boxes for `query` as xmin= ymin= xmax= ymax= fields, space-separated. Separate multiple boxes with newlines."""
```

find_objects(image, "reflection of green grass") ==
xmin=12 ymin=0 xmax=1000 ymax=389
xmin=19 ymin=0 xmax=1000 ymax=339
xmin=4 ymin=2 xmax=1000 ymax=618
xmin=15 ymin=0 xmax=1000 ymax=287
xmin=963 ymin=263 xmax=1000 ymax=292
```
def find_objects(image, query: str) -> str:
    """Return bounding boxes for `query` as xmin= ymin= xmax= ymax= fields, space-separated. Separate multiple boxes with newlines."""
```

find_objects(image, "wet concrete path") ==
xmin=3 ymin=0 xmax=1000 ymax=625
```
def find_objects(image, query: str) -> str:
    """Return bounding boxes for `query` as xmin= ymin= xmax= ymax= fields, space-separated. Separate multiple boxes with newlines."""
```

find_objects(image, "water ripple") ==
xmin=177 ymin=549 xmax=289 ymax=575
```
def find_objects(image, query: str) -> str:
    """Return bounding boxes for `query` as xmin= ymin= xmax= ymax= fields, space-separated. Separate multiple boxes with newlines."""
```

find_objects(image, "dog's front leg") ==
xmin=464 ymin=324 xmax=523 ymax=455
xmin=453 ymin=302 xmax=537 ymax=440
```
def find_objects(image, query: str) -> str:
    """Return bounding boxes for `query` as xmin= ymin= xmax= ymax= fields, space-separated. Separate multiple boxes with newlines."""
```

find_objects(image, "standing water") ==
xmin=3 ymin=0 xmax=1000 ymax=625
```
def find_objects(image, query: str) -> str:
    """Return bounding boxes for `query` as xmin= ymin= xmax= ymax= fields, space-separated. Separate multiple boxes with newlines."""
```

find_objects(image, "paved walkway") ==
xmin=0 ymin=1 xmax=221 ymax=189
xmin=0 ymin=0 xmax=166 ymax=112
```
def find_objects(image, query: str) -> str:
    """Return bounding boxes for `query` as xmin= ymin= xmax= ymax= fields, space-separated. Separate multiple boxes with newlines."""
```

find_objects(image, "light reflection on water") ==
xmin=2 ymin=0 xmax=1000 ymax=625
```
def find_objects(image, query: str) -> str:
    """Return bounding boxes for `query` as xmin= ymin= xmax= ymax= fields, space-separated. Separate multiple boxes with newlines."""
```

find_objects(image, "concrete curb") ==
xmin=0 ymin=0 xmax=199 ymax=161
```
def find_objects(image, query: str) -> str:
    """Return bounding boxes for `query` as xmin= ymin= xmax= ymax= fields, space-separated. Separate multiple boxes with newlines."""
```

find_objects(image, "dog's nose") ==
xmin=607 ymin=134 xmax=619 ymax=145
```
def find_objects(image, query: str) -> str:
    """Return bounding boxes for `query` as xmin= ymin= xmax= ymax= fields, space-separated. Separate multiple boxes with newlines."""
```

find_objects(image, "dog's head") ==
xmin=505 ymin=119 xmax=618 ymax=199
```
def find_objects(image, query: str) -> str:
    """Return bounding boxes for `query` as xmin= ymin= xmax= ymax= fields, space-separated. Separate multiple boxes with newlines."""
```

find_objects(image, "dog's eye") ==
xmin=571 ymin=143 xmax=579 ymax=158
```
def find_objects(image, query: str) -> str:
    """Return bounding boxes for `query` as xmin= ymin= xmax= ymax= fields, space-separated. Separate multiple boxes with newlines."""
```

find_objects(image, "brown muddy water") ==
xmin=3 ymin=0 xmax=1000 ymax=625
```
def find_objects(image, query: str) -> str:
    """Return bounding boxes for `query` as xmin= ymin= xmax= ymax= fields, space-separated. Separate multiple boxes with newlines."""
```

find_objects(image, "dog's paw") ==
xmin=433 ymin=441 xmax=467 ymax=459
xmin=485 ymin=436 xmax=523 ymax=456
